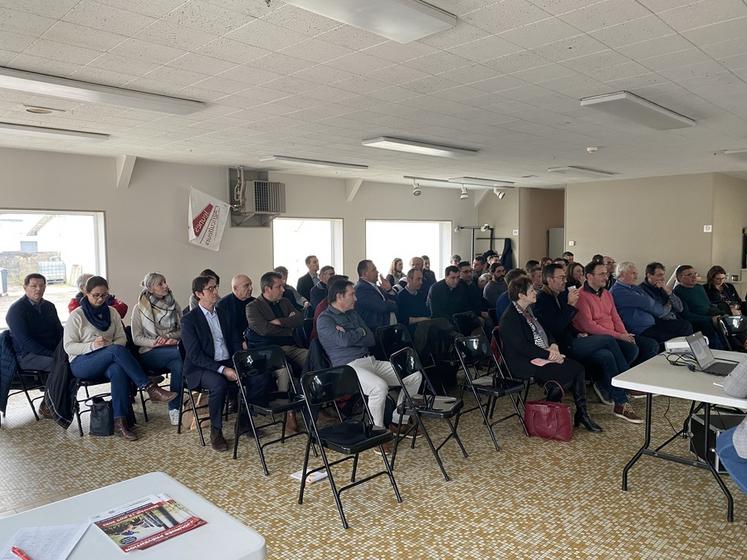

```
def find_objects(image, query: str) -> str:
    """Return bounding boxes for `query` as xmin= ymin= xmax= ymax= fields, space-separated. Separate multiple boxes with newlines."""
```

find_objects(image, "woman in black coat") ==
xmin=499 ymin=276 xmax=601 ymax=433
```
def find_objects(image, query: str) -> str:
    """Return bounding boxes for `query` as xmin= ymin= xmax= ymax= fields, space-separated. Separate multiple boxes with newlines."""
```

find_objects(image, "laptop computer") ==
xmin=685 ymin=332 xmax=737 ymax=376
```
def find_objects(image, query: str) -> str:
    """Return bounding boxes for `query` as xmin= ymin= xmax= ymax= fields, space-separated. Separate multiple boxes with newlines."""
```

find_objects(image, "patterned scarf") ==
xmin=513 ymin=302 xmax=549 ymax=349
xmin=136 ymin=290 xmax=179 ymax=339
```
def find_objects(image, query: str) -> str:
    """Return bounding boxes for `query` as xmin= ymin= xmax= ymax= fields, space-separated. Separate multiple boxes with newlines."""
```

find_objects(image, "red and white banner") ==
xmin=188 ymin=188 xmax=229 ymax=252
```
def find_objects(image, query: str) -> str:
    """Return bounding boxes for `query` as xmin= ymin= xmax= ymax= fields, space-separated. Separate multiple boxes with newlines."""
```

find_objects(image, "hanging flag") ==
xmin=188 ymin=188 xmax=229 ymax=251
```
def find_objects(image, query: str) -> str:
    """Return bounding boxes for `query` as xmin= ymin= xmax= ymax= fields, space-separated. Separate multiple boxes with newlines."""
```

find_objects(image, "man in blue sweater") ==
xmin=7 ymin=273 xmax=63 ymax=371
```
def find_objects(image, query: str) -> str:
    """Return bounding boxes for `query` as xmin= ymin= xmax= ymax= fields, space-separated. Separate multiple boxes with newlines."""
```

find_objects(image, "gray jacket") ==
xmin=723 ymin=362 xmax=747 ymax=458
xmin=316 ymin=305 xmax=374 ymax=366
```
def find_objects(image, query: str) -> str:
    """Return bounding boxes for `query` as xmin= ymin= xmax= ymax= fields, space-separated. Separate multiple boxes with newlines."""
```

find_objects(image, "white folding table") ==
xmin=612 ymin=351 xmax=747 ymax=522
xmin=0 ymin=472 xmax=266 ymax=559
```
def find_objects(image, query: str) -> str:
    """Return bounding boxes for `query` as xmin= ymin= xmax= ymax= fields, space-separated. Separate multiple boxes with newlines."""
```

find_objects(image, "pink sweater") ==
xmin=572 ymin=287 xmax=629 ymax=340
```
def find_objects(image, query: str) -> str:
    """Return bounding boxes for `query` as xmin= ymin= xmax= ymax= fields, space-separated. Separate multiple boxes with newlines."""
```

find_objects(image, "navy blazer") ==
xmin=181 ymin=305 xmax=236 ymax=388
xmin=354 ymin=280 xmax=397 ymax=331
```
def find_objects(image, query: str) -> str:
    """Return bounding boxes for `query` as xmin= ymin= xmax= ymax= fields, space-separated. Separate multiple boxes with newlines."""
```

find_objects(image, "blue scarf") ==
xmin=80 ymin=298 xmax=112 ymax=332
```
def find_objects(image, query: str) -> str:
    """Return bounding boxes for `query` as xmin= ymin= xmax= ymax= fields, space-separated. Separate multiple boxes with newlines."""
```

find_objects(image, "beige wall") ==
xmin=565 ymin=173 xmax=728 ymax=275
xmin=0 ymin=147 xmax=477 ymax=311
xmin=711 ymin=173 xmax=747 ymax=276
xmin=477 ymin=188 xmax=520 ymax=266
xmin=518 ymin=188 xmax=565 ymax=262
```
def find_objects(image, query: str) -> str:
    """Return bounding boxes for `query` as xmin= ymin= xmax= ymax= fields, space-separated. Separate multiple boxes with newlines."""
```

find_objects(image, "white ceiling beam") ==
xmin=345 ymin=178 xmax=364 ymax=202
xmin=115 ymin=155 xmax=137 ymax=190
xmin=473 ymin=189 xmax=488 ymax=208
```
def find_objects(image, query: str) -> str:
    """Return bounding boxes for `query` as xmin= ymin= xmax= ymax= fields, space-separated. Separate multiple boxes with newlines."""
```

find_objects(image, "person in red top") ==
xmin=572 ymin=261 xmax=658 ymax=420
xmin=68 ymin=273 xmax=128 ymax=319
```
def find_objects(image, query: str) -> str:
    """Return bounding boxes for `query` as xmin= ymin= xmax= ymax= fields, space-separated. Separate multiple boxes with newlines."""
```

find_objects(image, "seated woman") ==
xmin=567 ymin=262 xmax=584 ymax=289
xmin=131 ymin=272 xmax=184 ymax=426
xmin=499 ymin=276 xmax=602 ymax=433
xmin=705 ymin=265 xmax=745 ymax=315
xmin=64 ymin=276 xmax=176 ymax=441
xmin=68 ymin=273 xmax=129 ymax=319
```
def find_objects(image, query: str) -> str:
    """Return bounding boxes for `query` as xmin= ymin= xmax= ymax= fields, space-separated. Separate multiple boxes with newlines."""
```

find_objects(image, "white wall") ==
xmin=0 ymin=147 xmax=477 ymax=312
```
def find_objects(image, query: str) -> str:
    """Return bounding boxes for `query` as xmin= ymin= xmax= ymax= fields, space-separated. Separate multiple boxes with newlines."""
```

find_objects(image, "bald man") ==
xmin=216 ymin=274 xmax=255 ymax=352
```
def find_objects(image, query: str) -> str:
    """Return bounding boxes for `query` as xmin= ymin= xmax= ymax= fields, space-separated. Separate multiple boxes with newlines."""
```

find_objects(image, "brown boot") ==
xmin=114 ymin=417 xmax=138 ymax=441
xmin=286 ymin=411 xmax=299 ymax=434
xmin=210 ymin=428 xmax=228 ymax=452
xmin=145 ymin=382 xmax=177 ymax=404
xmin=38 ymin=399 xmax=53 ymax=419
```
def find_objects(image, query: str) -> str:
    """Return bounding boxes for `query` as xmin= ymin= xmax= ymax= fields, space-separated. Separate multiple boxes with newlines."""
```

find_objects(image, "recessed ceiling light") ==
xmin=580 ymin=90 xmax=695 ymax=130
xmin=547 ymin=165 xmax=616 ymax=178
xmin=363 ymin=136 xmax=478 ymax=158
xmin=24 ymin=105 xmax=65 ymax=115
xmin=0 ymin=121 xmax=109 ymax=141
xmin=0 ymin=66 xmax=205 ymax=115
xmin=284 ymin=0 xmax=456 ymax=43
xmin=448 ymin=176 xmax=514 ymax=187
xmin=260 ymin=155 xmax=368 ymax=170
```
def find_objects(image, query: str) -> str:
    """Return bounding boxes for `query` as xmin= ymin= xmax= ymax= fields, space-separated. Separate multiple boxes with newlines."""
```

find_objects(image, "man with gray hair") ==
xmin=216 ymin=274 xmax=255 ymax=352
xmin=610 ymin=262 xmax=692 ymax=345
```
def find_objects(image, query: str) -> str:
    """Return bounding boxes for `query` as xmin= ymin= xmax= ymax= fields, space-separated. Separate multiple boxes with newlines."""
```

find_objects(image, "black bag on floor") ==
xmin=89 ymin=396 xmax=114 ymax=436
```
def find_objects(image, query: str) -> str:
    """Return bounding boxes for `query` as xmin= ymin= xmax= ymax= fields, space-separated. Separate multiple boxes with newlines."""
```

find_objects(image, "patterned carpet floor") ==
xmin=0 ymin=385 xmax=745 ymax=559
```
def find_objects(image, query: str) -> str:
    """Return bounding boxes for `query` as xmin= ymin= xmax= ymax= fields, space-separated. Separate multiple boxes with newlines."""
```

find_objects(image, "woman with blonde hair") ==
xmin=386 ymin=258 xmax=405 ymax=286
xmin=131 ymin=272 xmax=184 ymax=425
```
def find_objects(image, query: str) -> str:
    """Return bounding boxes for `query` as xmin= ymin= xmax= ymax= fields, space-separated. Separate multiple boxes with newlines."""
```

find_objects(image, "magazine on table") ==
xmin=91 ymin=494 xmax=206 ymax=553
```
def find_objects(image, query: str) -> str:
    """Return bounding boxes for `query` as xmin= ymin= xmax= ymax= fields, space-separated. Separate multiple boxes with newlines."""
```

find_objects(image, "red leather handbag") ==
xmin=524 ymin=382 xmax=573 ymax=442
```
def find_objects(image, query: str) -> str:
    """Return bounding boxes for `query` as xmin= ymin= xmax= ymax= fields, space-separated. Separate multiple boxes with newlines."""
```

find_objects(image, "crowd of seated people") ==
xmin=5 ymin=246 xmax=746 ymax=452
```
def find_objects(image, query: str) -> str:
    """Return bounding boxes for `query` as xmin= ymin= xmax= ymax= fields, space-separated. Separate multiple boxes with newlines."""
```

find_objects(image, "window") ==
xmin=0 ymin=211 xmax=106 ymax=329
xmin=272 ymin=218 xmax=343 ymax=287
xmin=365 ymin=220 xmax=451 ymax=280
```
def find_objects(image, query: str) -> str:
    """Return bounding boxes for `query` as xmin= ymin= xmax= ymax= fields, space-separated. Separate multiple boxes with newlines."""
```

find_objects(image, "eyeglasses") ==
xmin=714 ymin=276 xmax=727 ymax=281
xmin=89 ymin=291 xmax=109 ymax=300
xmin=553 ymin=275 xmax=567 ymax=280
xmin=682 ymin=272 xmax=697 ymax=277
xmin=204 ymin=285 xmax=219 ymax=292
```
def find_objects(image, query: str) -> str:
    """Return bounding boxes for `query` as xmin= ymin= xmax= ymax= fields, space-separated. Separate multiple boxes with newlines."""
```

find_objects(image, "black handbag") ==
xmin=89 ymin=396 xmax=114 ymax=436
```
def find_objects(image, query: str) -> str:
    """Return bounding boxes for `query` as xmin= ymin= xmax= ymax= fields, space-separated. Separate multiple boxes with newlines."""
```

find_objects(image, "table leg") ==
xmin=622 ymin=393 xmax=653 ymax=491
xmin=702 ymin=403 xmax=734 ymax=522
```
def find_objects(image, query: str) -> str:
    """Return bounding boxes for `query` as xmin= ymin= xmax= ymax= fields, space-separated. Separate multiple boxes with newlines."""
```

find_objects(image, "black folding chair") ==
xmin=389 ymin=347 xmax=467 ymax=481
xmin=298 ymin=365 xmax=402 ymax=529
xmin=232 ymin=346 xmax=307 ymax=475
xmin=454 ymin=335 xmax=526 ymax=451
xmin=0 ymin=331 xmax=47 ymax=427
xmin=124 ymin=326 xmax=171 ymax=422
xmin=718 ymin=316 xmax=747 ymax=352
xmin=176 ymin=340 xmax=218 ymax=446
xmin=375 ymin=323 xmax=413 ymax=360
xmin=489 ymin=327 xmax=529 ymax=434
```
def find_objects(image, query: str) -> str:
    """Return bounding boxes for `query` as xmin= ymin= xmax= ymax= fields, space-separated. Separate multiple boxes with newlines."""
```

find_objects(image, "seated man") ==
xmin=450 ymin=254 xmax=462 ymax=267
xmin=640 ymin=262 xmax=687 ymax=319
xmin=529 ymin=265 xmax=543 ymax=292
xmin=317 ymin=280 xmax=422 ymax=443
xmin=396 ymin=268 xmax=455 ymax=358
xmin=274 ymin=266 xmax=309 ymax=313
xmin=495 ymin=268 xmax=527 ymax=319
xmin=610 ymin=262 xmax=692 ymax=344
xmin=69 ymin=272 xmax=128 ymax=318
xmin=562 ymin=251 xmax=574 ymax=263
xmin=573 ymin=261 xmax=659 ymax=365
xmin=483 ymin=261 xmax=507 ymax=308
xmin=354 ymin=259 xmax=397 ymax=331
xmin=534 ymin=264 xmax=640 ymax=423
xmin=245 ymin=271 xmax=308 ymax=378
xmin=309 ymin=265 xmax=335 ymax=311
xmin=459 ymin=261 xmax=491 ymax=331
xmin=427 ymin=265 xmax=470 ymax=320
xmin=296 ymin=255 xmax=319 ymax=301
xmin=216 ymin=274 xmax=254 ymax=352
xmin=181 ymin=275 xmax=239 ymax=452
xmin=310 ymin=274 xmax=348 ymax=341
xmin=7 ymin=273 xmax=63 ymax=372
xmin=603 ymin=256 xmax=617 ymax=290
xmin=673 ymin=265 xmax=726 ymax=349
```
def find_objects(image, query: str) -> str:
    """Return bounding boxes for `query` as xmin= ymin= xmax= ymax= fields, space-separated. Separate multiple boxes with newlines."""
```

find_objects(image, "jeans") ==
xmin=570 ymin=335 xmax=632 ymax=405
xmin=70 ymin=344 xmax=150 ymax=419
xmin=140 ymin=346 xmax=183 ymax=410
xmin=716 ymin=427 xmax=747 ymax=493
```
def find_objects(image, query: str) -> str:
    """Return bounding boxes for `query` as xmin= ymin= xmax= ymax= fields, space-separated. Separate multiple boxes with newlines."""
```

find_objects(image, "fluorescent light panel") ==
xmin=449 ymin=176 xmax=514 ymax=187
xmin=0 ymin=121 xmax=109 ymax=142
xmin=580 ymin=90 xmax=695 ymax=130
xmin=285 ymin=0 xmax=456 ymax=43
xmin=261 ymin=155 xmax=368 ymax=170
xmin=0 ymin=66 xmax=205 ymax=115
xmin=363 ymin=136 xmax=478 ymax=158
xmin=547 ymin=165 xmax=616 ymax=178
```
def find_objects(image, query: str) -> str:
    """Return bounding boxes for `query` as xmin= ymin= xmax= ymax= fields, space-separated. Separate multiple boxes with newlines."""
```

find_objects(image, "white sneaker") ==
xmin=169 ymin=409 xmax=180 ymax=426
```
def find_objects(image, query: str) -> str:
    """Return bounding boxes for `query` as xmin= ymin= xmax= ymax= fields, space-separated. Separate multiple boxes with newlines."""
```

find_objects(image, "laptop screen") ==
xmin=686 ymin=332 xmax=715 ymax=368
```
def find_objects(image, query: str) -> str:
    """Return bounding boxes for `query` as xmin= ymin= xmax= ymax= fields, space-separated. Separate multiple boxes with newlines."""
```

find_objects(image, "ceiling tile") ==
xmin=590 ymin=15 xmax=676 ymax=48
xmin=0 ymin=6 xmax=54 ymax=35
xmin=471 ymin=74 xmax=529 ymax=93
xmin=42 ymin=21 xmax=128 ymax=52
xmin=402 ymin=75 xmax=461 ymax=94
xmin=69 ymin=67 xmax=142 ymax=87
xmin=638 ymin=48 xmax=711 ymax=71
xmin=366 ymin=85 xmax=421 ymax=102
xmin=367 ymin=63 xmax=430 ymax=85
xmin=591 ymin=60 xmax=653 ymax=82
xmin=531 ymin=34 xmax=608 ymax=62
xmin=333 ymin=75 xmax=388 ymax=94
xmin=511 ymin=63 xmax=577 ymax=84
xmin=447 ymin=35 xmax=523 ymax=62
xmin=419 ymin=21 xmax=489 ymax=49
xmin=407 ymin=51 xmax=471 ymax=75
xmin=5 ymin=53 xmax=82 ymax=76
xmin=167 ymin=52 xmax=238 ymax=75
xmin=227 ymin=18 xmax=307 ymax=50
xmin=700 ymin=36 xmax=747 ymax=59
xmin=438 ymin=63 xmax=497 ymax=84
xmin=636 ymin=0 xmax=701 ymax=13
xmin=2 ymin=0 xmax=80 ymax=19
xmin=221 ymin=64 xmax=283 ymax=85
xmin=529 ymin=0 xmax=605 ymax=16
xmin=196 ymin=37 xmax=271 ymax=64
xmin=657 ymin=0 xmax=747 ymax=32
xmin=110 ymin=39 xmax=185 ymax=66
xmin=162 ymin=0 xmax=256 ymax=35
xmin=316 ymin=25 xmax=385 ymax=50
xmin=326 ymin=52 xmax=391 ymax=75
xmin=259 ymin=4 xmax=339 ymax=37
xmin=657 ymin=60 xmax=730 ymax=82
xmin=681 ymin=16 xmax=747 ymax=47
xmin=278 ymin=38 xmax=353 ymax=64
xmin=291 ymin=64 xmax=356 ymax=85
xmin=616 ymin=33 xmax=692 ymax=60
xmin=22 ymin=39 xmax=102 ymax=65
xmin=136 ymin=20 xmax=218 ymax=51
xmin=363 ymin=41 xmax=437 ymax=64
xmin=62 ymin=0 xmax=157 ymax=36
xmin=484 ymin=50 xmax=549 ymax=73
xmin=0 ymin=29 xmax=36 ymax=53
xmin=463 ymin=1 xmax=550 ymax=34
xmin=94 ymin=0 xmax=186 ymax=18
xmin=87 ymin=51 xmax=161 ymax=76
xmin=499 ymin=17 xmax=581 ymax=48
xmin=248 ymin=52 xmax=312 ymax=74
xmin=559 ymin=0 xmax=652 ymax=32
xmin=262 ymin=75 xmax=314 ymax=94
xmin=140 ymin=65 xmax=209 ymax=88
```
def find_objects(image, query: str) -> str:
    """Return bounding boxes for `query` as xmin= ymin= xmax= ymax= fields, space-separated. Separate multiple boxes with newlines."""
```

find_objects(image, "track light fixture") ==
xmin=411 ymin=179 xmax=422 ymax=197
xmin=493 ymin=188 xmax=506 ymax=199
xmin=459 ymin=185 xmax=469 ymax=200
